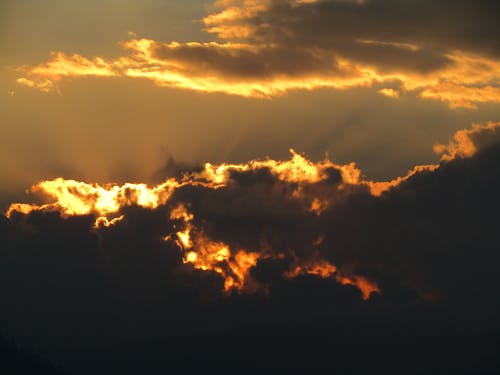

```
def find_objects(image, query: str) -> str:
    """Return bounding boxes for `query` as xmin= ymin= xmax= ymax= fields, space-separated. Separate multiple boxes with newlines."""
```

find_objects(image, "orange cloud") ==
xmin=433 ymin=121 xmax=500 ymax=161
xmin=8 ymin=122 xmax=500 ymax=222
xmin=202 ymin=0 xmax=270 ymax=39
xmin=16 ymin=77 xmax=59 ymax=93
xmin=5 ymin=122 xmax=500 ymax=297
xmin=419 ymin=82 xmax=500 ymax=109
xmin=378 ymin=88 xmax=400 ymax=99
xmin=6 ymin=177 xmax=179 ymax=220
xmin=14 ymin=37 xmax=499 ymax=109
xmin=8 ymin=3 xmax=497 ymax=107
xmin=12 ymin=1 xmax=500 ymax=108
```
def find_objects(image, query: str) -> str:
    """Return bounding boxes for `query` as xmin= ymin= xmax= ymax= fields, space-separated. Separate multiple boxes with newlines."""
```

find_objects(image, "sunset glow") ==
xmin=2 ymin=1 xmax=499 ymax=373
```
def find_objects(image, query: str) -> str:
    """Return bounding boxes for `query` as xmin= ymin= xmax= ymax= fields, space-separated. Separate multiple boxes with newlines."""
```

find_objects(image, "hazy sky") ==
xmin=1 ymin=0 xmax=498 ymax=204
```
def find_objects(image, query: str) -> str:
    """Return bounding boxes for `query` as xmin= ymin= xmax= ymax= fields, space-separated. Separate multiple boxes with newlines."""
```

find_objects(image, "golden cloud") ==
xmin=6 ymin=122 xmax=499 ymax=297
xmin=14 ymin=1 xmax=500 ymax=108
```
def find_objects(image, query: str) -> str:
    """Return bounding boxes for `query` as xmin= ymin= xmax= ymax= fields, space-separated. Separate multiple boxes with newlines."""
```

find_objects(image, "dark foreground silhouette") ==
xmin=0 ymin=335 xmax=67 ymax=375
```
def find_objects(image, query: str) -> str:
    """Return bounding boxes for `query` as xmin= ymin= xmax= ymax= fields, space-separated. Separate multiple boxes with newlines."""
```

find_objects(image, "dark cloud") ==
xmin=152 ymin=43 xmax=340 ymax=79
xmin=2 ymin=124 xmax=500 ymax=373
xmin=234 ymin=0 xmax=500 ymax=72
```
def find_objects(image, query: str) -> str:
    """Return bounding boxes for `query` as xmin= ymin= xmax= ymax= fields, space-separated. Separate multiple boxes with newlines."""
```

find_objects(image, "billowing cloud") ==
xmin=14 ymin=0 xmax=500 ymax=108
xmin=2 ymin=121 xmax=500 ymax=373
xmin=433 ymin=121 xmax=500 ymax=161
xmin=5 ymin=121 xmax=500 ymax=296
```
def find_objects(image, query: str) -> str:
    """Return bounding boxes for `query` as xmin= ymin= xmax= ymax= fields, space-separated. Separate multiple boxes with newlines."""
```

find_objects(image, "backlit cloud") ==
xmin=14 ymin=0 xmax=500 ymax=108
xmin=3 ymin=121 xmax=500 ymax=373
xmin=6 ymin=122 xmax=500 ymax=298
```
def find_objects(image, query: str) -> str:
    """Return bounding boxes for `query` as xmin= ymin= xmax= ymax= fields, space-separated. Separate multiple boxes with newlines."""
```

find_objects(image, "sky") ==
xmin=1 ymin=1 xmax=500 ymax=374
xmin=1 ymin=0 xmax=498 ymax=205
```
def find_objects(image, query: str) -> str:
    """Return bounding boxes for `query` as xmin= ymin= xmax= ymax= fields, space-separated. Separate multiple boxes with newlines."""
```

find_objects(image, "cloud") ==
xmin=378 ymin=87 xmax=399 ymax=99
xmin=5 ymin=122 xmax=500 ymax=294
xmin=2 ymin=121 xmax=500 ymax=373
xmin=204 ymin=0 xmax=500 ymax=57
xmin=433 ymin=121 xmax=500 ymax=160
xmin=14 ymin=1 xmax=500 ymax=108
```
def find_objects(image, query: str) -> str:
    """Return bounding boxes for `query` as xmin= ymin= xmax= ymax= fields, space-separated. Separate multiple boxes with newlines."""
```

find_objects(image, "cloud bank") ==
xmin=15 ymin=0 xmax=500 ymax=108
xmin=2 ymin=122 xmax=500 ymax=373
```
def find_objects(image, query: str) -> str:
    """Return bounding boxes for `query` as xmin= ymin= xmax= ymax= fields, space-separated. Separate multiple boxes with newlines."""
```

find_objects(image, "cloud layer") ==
xmin=15 ymin=0 xmax=500 ymax=108
xmin=2 ymin=122 xmax=500 ymax=373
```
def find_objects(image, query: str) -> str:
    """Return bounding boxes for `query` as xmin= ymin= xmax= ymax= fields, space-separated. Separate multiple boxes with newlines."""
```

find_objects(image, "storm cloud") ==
xmin=2 ymin=122 xmax=500 ymax=373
